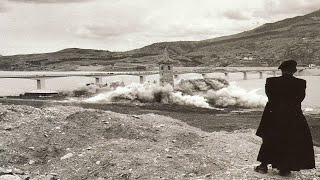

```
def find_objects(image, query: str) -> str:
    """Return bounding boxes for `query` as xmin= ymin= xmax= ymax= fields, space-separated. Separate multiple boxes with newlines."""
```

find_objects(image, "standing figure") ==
xmin=255 ymin=60 xmax=315 ymax=176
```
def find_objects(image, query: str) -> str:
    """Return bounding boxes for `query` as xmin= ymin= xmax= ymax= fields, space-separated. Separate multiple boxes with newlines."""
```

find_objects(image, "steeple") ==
xmin=159 ymin=48 xmax=174 ymax=64
xmin=159 ymin=48 xmax=174 ymax=86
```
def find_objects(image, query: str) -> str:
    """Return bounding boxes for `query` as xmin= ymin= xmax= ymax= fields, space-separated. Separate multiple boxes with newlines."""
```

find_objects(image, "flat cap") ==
xmin=278 ymin=60 xmax=297 ymax=72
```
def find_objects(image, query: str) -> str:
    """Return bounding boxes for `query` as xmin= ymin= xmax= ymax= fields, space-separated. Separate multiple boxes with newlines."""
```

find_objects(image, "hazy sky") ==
xmin=1 ymin=0 xmax=320 ymax=55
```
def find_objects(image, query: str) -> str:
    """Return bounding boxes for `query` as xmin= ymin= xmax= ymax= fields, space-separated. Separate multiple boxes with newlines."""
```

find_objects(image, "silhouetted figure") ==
xmin=255 ymin=60 xmax=315 ymax=176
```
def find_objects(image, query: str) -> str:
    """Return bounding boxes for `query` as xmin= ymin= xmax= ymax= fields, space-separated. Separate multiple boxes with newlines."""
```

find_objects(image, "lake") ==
xmin=0 ymin=71 xmax=319 ymax=113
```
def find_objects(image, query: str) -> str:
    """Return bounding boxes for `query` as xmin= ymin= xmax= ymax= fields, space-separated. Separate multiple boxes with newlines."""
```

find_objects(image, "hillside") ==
xmin=1 ymin=9 xmax=320 ymax=71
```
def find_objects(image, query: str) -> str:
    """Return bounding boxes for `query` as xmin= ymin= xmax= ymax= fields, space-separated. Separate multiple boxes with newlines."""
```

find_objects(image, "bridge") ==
xmin=0 ymin=71 xmax=159 ymax=90
xmin=172 ymin=68 xmax=282 ymax=80
xmin=0 ymin=68 xmax=285 ymax=90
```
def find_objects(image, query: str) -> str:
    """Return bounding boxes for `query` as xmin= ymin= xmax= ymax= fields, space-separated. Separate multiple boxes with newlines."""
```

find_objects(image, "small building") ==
xmin=159 ymin=49 xmax=174 ymax=86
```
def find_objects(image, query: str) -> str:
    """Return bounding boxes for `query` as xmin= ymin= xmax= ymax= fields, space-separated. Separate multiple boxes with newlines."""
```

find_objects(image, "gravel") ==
xmin=0 ymin=104 xmax=319 ymax=179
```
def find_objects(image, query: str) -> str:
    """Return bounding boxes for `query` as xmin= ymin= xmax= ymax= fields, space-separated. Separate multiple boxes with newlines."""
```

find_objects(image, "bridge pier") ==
xmin=243 ymin=72 xmax=247 ymax=80
xmin=139 ymin=75 xmax=145 ymax=84
xmin=202 ymin=73 xmax=207 ymax=79
xmin=259 ymin=72 xmax=263 ymax=79
xmin=224 ymin=72 xmax=229 ymax=78
xmin=36 ymin=79 xmax=45 ymax=90
xmin=95 ymin=77 xmax=102 ymax=84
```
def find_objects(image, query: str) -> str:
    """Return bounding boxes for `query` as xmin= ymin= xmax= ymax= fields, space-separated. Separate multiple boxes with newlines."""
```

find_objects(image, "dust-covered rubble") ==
xmin=0 ymin=104 xmax=319 ymax=179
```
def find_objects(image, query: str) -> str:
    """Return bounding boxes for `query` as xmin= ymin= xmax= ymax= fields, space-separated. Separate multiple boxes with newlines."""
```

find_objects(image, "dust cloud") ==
xmin=83 ymin=78 xmax=267 ymax=109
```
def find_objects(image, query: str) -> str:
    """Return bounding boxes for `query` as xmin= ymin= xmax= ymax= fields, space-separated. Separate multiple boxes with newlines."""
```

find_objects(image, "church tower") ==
xmin=159 ymin=48 xmax=174 ymax=86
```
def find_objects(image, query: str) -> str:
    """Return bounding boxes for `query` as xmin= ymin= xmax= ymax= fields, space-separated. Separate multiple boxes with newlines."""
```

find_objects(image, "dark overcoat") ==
xmin=256 ymin=74 xmax=315 ymax=171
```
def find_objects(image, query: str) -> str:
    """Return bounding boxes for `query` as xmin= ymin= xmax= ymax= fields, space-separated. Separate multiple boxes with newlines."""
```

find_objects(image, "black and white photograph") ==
xmin=0 ymin=0 xmax=319 ymax=179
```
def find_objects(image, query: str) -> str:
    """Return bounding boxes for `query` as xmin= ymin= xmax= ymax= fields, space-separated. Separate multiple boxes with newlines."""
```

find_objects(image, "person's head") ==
xmin=278 ymin=60 xmax=297 ymax=75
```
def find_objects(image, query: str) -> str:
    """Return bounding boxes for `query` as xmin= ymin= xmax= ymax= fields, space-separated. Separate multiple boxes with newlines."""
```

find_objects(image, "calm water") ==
xmin=0 ymin=71 xmax=319 ymax=112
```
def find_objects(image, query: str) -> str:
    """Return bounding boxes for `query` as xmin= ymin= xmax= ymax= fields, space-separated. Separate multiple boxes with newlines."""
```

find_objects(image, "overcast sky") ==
xmin=0 ymin=0 xmax=319 ymax=55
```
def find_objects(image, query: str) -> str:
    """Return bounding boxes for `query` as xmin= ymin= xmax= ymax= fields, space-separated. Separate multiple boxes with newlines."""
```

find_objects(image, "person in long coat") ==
xmin=255 ymin=60 xmax=315 ymax=176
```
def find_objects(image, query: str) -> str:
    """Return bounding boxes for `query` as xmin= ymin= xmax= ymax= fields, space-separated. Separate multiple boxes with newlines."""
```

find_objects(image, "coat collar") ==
xmin=280 ymin=73 xmax=295 ymax=80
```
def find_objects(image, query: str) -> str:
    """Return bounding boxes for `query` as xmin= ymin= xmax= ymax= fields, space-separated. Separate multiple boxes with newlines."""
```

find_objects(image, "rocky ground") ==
xmin=0 ymin=103 xmax=319 ymax=180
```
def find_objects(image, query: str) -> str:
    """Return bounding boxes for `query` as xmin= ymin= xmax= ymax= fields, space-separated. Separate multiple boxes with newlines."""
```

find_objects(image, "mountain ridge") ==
xmin=1 ymin=9 xmax=320 ymax=71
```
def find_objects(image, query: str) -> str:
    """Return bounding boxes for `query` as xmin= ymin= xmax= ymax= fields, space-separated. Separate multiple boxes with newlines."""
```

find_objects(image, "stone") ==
xmin=0 ymin=168 xmax=12 ymax=175
xmin=12 ymin=168 xmax=24 ymax=175
xmin=49 ymin=173 xmax=58 ymax=176
xmin=43 ymin=175 xmax=58 ymax=180
xmin=28 ymin=160 xmax=35 ymax=165
xmin=4 ymin=126 xmax=13 ymax=131
xmin=60 ymin=153 xmax=73 ymax=160
xmin=21 ymin=175 xmax=30 ymax=180
xmin=0 ymin=175 xmax=21 ymax=180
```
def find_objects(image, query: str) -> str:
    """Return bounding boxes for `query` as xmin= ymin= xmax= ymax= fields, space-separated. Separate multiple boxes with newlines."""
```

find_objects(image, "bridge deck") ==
xmin=0 ymin=69 xmax=284 ymax=79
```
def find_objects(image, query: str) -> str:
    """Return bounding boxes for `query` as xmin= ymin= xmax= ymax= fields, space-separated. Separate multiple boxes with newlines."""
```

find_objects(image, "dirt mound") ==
xmin=0 ymin=104 xmax=319 ymax=179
